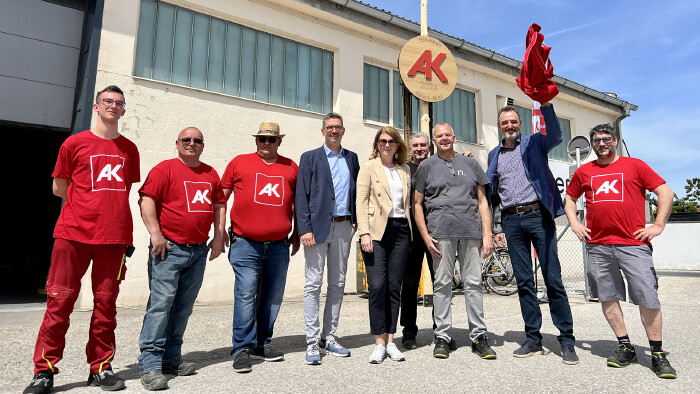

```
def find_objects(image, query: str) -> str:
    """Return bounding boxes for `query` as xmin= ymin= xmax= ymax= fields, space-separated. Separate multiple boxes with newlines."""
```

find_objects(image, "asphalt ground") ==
xmin=1 ymin=271 xmax=698 ymax=393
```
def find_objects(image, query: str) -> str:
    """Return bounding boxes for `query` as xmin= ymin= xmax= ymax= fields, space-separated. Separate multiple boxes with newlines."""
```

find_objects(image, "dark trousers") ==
xmin=502 ymin=209 xmax=575 ymax=346
xmin=362 ymin=218 xmax=410 ymax=335
xmin=400 ymin=225 xmax=435 ymax=339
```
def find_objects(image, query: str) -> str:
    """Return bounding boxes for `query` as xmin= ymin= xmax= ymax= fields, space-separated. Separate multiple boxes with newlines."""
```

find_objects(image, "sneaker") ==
xmin=250 ymin=346 xmax=285 ymax=362
xmin=232 ymin=350 xmax=252 ymax=373
xmin=651 ymin=352 xmax=677 ymax=379
xmin=86 ymin=367 xmax=125 ymax=391
xmin=449 ymin=338 xmax=458 ymax=350
xmin=162 ymin=360 xmax=196 ymax=376
xmin=386 ymin=343 xmax=405 ymax=361
xmin=305 ymin=342 xmax=322 ymax=365
xmin=368 ymin=344 xmax=386 ymax=364
xmin=513 ymin=340 xmax=543 ymax=358
xmin=140 ymin=370 xmax=168 ymax=391
xmin=402 ymin=337 xmax=417 ymax=350
xmin=23 ymin=371 xmax=53 ymax=394
xmin=606 ymin=344 xmax=638 ymax=368
xmin=433 ymin=337 xmax=449 ymax=359
xmin=321 ymin=339 xmax=351 ymax=357
xmin=561 ymin=345 xmax=579 ymax=365
xmin=471 ymin=335 xmax=497 ymax=359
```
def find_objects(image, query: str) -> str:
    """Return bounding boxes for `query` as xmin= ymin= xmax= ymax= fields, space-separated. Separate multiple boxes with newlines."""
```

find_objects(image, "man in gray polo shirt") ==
xmin=413 ymin=123 xmax=495 ymax=360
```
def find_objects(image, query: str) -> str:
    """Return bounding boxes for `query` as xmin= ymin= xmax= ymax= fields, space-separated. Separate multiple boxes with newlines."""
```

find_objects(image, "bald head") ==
xmin=176 ymin=127 xmax=204 ymax=166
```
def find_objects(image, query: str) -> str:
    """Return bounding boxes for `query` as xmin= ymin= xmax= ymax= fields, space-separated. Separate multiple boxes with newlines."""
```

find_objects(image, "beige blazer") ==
xmin=356 ymin=157 xmax=412 ymax=241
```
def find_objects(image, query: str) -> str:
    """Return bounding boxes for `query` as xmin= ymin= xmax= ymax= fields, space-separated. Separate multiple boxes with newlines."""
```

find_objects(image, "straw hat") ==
xmin=252 ymin=122 xmax=285 ymax=138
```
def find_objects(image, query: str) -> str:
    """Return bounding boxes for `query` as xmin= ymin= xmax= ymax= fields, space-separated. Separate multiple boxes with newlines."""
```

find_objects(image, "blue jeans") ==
xmin=502 ymin=209 xmax=575 ymax=346
xmin=229 ymin=234 xmax=290 ymax=356
xmin=138 ymin=241 xmax=208 ymax=374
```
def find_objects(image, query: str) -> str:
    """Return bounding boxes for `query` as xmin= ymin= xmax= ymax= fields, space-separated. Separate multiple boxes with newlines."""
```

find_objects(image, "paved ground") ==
xmin=2 ymin=271 xmax=698 ymax=393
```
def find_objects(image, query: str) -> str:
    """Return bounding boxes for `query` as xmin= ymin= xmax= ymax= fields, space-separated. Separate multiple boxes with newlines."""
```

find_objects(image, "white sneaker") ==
xmin=386 ymin=343 xmax=405 ymax=361
xmin=368 ymin=344 xmax=386 ymax=364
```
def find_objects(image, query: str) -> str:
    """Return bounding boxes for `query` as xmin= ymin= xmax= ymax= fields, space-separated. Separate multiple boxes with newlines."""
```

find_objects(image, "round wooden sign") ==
xmin=399 ymin=36 xmax=457 ymax=103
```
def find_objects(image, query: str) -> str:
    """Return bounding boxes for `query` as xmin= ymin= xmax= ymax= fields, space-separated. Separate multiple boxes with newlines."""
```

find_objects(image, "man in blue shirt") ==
xmin=486 ymin=102 xmax=577 ymax=365
xmin=296 ymin=113 xmax=360 ymax=365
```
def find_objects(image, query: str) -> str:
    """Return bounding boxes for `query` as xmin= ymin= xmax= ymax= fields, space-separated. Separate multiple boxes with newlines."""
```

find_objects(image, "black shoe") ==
xmin=23 ymin=371 xmax=53 ymax=394
xmin=402 ymin=337 xmax=417 ymax=350
xmin=232 ymin=350 xmax=252 ymax=373
xmin=561 ymin=344 xmax=579 ymax=365
xmin=140 ymin=370 xmax=168 ymax=391
xmin=433 ymin=338 xmax=449 ymax=359
xmin=651 ymin=352 xmax=677 ymax=379
xmin=162 ymin=360 xmax=196 ymax=376
xmin=250 ymin=346 xmax=285 ymax=362
xmin=471 ymin=335 xmax=497 ymax=359
xmin=86 ymin=367 xmax=125 ymax=391
xmin=607 ymin=344 xmax=638 ymax=368
xmin=449 ymin=338 xmax=458 ymax=350
xmin=513 ymin=340 xmax=544 ymax=358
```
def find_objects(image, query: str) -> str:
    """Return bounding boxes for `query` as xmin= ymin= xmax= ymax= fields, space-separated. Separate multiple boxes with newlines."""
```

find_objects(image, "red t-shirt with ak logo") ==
xmin=566 ymin=157 xmax=665 ymax=246
xmin=52 ymin=130 xmax=140 ymax=245
xmin=221 ymin=153 xmax=298 ymax=242
xmin=139 ymin=158 xmax=225 ymax=245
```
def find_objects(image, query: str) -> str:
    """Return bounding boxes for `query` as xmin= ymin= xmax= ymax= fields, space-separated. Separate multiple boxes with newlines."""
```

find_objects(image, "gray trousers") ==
xmin=303 ymin=221 xmax=354 ymax=343
xmin=433 ymin=238 xmax=487 ymax=342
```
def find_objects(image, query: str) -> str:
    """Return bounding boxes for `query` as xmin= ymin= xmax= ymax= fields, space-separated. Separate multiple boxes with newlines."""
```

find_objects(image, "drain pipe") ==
xmin=614 ymin=103 xmax=632 ymax=156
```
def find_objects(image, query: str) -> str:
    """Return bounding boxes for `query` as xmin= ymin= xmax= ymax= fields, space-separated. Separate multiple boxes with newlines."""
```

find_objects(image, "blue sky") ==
xmin=362 ymin=0 xmax=699 ymax=198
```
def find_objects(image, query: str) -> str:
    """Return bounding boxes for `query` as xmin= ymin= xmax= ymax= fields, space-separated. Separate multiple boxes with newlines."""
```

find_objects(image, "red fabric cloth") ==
xmin=516 ymin=23 xmax=559 ymax=104
xmin=139 ymin=159 xmax=225 ymax=245
xmin=566 ymin=157 xmax=666 ymax=246
xmin=52 ymin=130 xmax=140 ymax=246
xmin=33 ymin=240 xmax=127 ymax=374
xmin=221 ymin=153 xmax=298 ymax=241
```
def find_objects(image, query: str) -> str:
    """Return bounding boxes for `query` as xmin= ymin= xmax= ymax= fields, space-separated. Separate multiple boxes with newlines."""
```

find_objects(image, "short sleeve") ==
xmin=210 ymin=169 xmax=227 ymax=205
xmin=138 ymin=163 xmax=168 ymax=202
xmin=637 ymin=160 xmax=665 ymax=192
xmin=566 ymin=169 xmax=584 ymax=199
xmin=412 ymin=163 xmax=427 ymax=194
xmin=221 ymin=158 xmax=237 ymax=190
xmin=52 ymin=139 xmax=74 ymax=179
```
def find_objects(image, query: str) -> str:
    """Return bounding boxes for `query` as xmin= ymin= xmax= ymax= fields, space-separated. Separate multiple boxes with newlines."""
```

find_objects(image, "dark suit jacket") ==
xmin=296 ymin=145 xmax=360 ymax=244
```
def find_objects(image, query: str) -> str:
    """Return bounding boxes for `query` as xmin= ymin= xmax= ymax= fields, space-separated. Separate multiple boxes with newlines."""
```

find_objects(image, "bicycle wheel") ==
xmin=485 ymin=255 xmax=517 ymax=296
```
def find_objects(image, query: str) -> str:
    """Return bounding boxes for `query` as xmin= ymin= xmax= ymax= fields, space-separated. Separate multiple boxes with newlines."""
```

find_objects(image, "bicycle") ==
xmin=452 ymin=245 xmax=517 ymax=296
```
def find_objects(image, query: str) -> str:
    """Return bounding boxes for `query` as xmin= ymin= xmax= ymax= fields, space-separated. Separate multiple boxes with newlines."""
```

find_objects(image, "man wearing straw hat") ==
xmin=220 ymin=122 xmax=300 ymax=373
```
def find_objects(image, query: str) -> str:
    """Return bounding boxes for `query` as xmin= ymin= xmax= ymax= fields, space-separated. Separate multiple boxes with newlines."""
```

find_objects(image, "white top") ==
xmin=383 ymin=166 xmax=405 ymax=218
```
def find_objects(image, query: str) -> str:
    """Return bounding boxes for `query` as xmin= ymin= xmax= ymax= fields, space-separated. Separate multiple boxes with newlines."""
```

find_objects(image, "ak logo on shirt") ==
xmin=591 ymin=173 xmax=624 ymax=202
xmin=184 ymin=181 xmax=213 ymax=212
xmin=91 ymin=154 xmax=126 ymax=191
xmin=255 ymin=173 xmax=284 ymax=206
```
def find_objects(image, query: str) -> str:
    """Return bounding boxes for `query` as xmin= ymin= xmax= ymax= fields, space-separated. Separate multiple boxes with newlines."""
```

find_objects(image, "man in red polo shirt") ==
xmin=565 ymin=124 xmax=676 ymax=379
xmin=137 ymin=127 xmax=226 ymax=390
xmin=25 ymin=85 xmax=140 ymax=394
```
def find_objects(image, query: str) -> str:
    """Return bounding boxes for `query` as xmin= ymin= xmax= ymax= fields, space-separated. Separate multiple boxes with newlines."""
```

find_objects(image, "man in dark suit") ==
xmin=296 ymin=112 xmax=360 ymax=365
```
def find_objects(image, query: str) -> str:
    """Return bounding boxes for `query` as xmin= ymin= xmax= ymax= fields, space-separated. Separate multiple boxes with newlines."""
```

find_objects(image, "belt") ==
xmin=167 ymin=239 xmax=206 ymax=248
xmin=504 ymin=201 xmax=541 ymax=215
xmin=332 ymin=215 xmax=352 ymax=223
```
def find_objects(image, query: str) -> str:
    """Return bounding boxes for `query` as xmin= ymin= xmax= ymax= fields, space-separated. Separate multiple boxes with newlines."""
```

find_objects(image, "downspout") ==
xmin=614 ymin=103 xmax=632 ymax=156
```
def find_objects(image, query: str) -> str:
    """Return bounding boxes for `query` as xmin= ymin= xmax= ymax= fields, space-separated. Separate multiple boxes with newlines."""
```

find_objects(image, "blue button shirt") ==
xmin=323 ymin=144 xmax=351 ymax=216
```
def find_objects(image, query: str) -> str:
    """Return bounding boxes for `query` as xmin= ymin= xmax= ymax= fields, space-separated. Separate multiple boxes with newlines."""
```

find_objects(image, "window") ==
xmin=513 ymin=104 xmax=571 ymax=161
xmin=433 ymin=88 xmax=477 ymax=143
xmin=134 ymin=0 xmax=333 ymax=113
xmin=363 ymin=63 xmax=389 ymax=124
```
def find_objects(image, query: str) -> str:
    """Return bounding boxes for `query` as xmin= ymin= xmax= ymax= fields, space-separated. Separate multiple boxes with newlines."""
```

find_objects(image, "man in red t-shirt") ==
xmin=565 ymin=124 xmax=676 ymax=379
xmin=26 ymin=86 xmax=140 ymax=394
xmin=220 ymin=122 xmax=300 ymax=373
xmin=136 ymin=127 xmax=226 ymax=390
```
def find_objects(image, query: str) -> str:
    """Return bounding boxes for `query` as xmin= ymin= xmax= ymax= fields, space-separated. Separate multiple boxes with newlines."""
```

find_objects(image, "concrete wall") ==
xmin=77 ymin=0 xmax=625 ymax=307
xmin=651 ymin=222 xmax=700 ymax=270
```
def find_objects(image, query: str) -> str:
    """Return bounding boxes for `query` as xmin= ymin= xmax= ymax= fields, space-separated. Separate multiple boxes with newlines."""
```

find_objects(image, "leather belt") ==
xmin=504 ymin=202 xmax=541 ymax=215
xmin=332 ymin=215 xmax=352 ymax=222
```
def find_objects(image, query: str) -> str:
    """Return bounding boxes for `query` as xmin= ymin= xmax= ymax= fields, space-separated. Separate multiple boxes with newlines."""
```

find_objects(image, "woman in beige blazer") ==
xmin=356 ymin=126 xmax=412 ymax=364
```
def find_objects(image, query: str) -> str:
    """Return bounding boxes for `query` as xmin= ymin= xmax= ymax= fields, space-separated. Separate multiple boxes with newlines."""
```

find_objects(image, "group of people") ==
xmin=23 ymin=85 xmax=676 ymax=394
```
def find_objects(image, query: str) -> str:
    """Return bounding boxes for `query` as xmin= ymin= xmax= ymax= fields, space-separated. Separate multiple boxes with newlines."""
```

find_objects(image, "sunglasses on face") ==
xmin=257 ymin=136 xmax=279 ymax=144
xmin=178 ymin=138 xmax=203 ymax=145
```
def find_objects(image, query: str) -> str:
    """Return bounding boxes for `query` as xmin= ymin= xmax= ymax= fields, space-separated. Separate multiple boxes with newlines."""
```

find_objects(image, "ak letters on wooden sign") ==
xmin=399 ymin=36 xmax=457 ymax=103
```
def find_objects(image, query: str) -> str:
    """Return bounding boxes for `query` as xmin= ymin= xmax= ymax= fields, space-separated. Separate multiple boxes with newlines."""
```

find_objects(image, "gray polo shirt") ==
xmin=413 ymin=153 xmax=489 ymax=239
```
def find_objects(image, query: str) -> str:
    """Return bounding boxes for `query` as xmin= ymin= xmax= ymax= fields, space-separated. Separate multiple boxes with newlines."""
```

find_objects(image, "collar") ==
xmin=323 ymin=143 xmax=344 ymax=158
xmin=500 ymin=134 xmax=522 ymax=149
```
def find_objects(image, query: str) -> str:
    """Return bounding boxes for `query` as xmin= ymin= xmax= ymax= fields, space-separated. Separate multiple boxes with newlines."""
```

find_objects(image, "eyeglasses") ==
xmin=324 ymin=125 xmax=344 ymax=131
xmin=101 ymin=98 xmax=126 ymax=108
xmin=592 ymin=137 xmax=614 ymax=145
xmin=446 ymin=161 xmax=455 ymax=176
xmin=257 ymin=136 xmax=279 ymax=144
xmin=378 ymin=139 xmax=396 ymax=146
xmin=179 ymin=138 xmax=203 ymax=145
